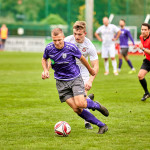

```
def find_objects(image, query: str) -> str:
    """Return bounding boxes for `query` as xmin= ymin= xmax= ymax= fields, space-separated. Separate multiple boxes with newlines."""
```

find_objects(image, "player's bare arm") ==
xmin=94 ymin=32 xmax=102 ymax=42
xmin=48 ymin=60 xmax=51 ymax=71
xmin=139 ymin=43 xmax=150 ymax=55
xmin=85 ymin=59 xmax=99 ymax=91
xmin=42 ymin=58 xmax=50 ymax=79
xmin=80 ymin=55 xmax=95 ymax=76
xmin=142 ymin=48 xmax=150 ymax=55
xmin=143 ymin=49 xmax=150 ymax=55
xmin=139 ymin=43 xmax=143 ymax=49
xmin=112 ymin=30 xmax=121 ymax=41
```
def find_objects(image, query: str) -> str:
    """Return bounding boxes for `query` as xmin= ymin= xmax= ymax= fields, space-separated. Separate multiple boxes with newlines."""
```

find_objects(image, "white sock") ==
xmin=104 ymin=60 xmax=109 ymax=72
xmin=112 ymin=59 xmax=117 ymax=72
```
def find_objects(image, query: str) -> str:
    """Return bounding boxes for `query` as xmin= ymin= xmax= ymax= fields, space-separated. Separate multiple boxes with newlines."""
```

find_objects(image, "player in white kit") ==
xmin=65 ymin=21 xmax=99 ymax=129
xmin=95 ymin=17 xmax=121 ymax=75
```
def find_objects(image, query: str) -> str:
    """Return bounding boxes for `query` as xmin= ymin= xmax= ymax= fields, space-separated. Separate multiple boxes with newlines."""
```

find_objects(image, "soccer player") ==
xmin=64 ymin=21 xmax=99 ymax=129
xmin=138 ymin=23 xmax=150 ymax=101
xmin=42 ymin=28 xmax=109 ymax=134
xmin=95 ymin=17 xmax=121 ymax=75
xmin=118 ymin=19 xmax=136 ymax=74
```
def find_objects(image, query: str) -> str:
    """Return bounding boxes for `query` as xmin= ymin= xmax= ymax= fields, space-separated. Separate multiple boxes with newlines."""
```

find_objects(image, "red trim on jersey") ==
xmin=140 ymin=34 xmax=150 ymax=61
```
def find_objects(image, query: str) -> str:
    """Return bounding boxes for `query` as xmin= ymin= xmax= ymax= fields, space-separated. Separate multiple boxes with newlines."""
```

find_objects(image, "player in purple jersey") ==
xmin=118 ymin=19 xmax=136 ymax=74
xmin=42 ymin=28 xmax=109 ymax=134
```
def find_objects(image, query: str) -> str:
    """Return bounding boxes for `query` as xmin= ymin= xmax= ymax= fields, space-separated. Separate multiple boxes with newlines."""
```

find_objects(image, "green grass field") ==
xmin=0 ymin=51 xmax=150 ymax=150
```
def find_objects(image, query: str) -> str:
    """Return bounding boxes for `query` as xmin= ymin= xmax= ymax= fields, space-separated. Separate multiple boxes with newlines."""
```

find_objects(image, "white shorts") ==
xmin=101 ymin=45 xmax=116 ymax=58
xmin=82 ymin=76 xmax=89 ymax=85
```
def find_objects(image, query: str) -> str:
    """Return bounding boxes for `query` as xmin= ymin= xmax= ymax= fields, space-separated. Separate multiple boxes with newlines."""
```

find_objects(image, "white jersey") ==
xmin=96 ymin=24 xmax=120 ymax=47
xmin=64 ymin=35 xmax=98 ymax=79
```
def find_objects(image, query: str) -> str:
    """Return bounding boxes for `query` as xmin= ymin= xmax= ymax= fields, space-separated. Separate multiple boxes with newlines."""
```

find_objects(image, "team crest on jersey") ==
xmin=122 ymin=31 xmax=124 ymax=34
xmin=82 ymin=48 xmax=86 ymax=52
xmin=62 ymin=53 xmax=67 ymax=59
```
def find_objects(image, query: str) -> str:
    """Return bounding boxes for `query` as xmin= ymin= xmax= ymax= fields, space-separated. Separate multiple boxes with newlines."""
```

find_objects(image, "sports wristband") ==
xmin=142 ymin=48 xmax=145 ymax=51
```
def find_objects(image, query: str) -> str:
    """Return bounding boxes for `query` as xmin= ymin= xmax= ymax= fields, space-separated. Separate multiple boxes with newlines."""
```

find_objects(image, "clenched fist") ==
xmin=41 ymin=71 xmax=49 ymax=79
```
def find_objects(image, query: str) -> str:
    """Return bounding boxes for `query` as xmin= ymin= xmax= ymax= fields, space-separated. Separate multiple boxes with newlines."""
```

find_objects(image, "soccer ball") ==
xmin=54 ymin=121 xmax=71 ymax=136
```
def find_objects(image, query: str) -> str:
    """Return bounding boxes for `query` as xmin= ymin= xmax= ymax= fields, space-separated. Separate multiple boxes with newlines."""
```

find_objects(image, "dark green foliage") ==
xmin=41 ymin=14 xmax=67 ymax=25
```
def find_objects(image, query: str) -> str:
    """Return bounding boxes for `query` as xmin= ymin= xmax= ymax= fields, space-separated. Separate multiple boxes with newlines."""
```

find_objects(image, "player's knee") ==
xmin=75 ymin=101 xmax=82 ymax=108
xmin=124 ymin=56 xmax=128 ymax=61
xmin=74 ymin=96 xmax=87 ymax=108
xmin=75 ymin=101 xmax=86 ymax=108
xmin=138 ymin=73 xmax=144 ymax=80
xmin=119 ymin=55 xmax=122 ymax=59
xmin=111 ymin=57 xmax=115 ymax=60
xmin=73 ymin=108 xmax=78 ymax=113
xmin=72 ymin=108 xmax=80 ymax=114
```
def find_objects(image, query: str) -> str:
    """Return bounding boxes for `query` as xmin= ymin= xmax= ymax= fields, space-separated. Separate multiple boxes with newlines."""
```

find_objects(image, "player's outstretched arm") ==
xmin=42 ymin=58 xmax=50 ymax=79
xmin=80 ymin=55 xmax=95 ymax=76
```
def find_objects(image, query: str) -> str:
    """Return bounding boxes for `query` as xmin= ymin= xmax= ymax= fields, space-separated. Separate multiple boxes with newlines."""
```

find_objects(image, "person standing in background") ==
xmin=0 ymin=24 xmax=8 ymax=50
xmin=95 ymin=17 xmax=121 ymax=76
xmin=118 ymin=19 xmax=136 ymax=74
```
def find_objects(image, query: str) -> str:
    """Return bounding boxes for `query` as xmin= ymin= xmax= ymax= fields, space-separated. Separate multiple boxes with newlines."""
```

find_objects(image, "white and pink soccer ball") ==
xmin=54 ymin=121 xmax=71 ymax=136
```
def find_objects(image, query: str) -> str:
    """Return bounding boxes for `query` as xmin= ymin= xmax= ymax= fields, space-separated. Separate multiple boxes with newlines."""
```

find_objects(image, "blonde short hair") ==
xmin=73 ymin=21 xmax=86 ymax=32
xmin=51 ymin=28 xmax=64 ymax=36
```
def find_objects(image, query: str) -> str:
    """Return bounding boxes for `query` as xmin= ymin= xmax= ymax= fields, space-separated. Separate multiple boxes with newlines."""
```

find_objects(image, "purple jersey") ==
xmin=43 ymin=42 xmax=82 ymax=81
xmin=119 ymin=28 xmax=135 ymax=48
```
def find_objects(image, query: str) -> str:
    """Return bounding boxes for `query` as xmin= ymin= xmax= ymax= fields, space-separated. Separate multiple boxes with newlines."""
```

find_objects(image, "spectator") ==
xmin=0 ymin=24 xmax=8 ymax=50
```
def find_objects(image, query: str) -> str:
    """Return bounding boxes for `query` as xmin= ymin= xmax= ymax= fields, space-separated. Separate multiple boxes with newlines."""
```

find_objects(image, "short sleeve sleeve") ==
xmin=64 ymin=36 xmax=70 ymax=42
xmin=96 ymin=27 xmax=102 ymax=34
xmin=113 ymin=25 xmax=120 ymax=33
xmin=89 ymin=43 xmax=98 ymax=61
xmin=43 ymin=48 xmax=49 ymax=59
xmin=71 ymin=44 xmax=82 ymax=59
xmin=139 ymin=35 xmax=142 ymax=40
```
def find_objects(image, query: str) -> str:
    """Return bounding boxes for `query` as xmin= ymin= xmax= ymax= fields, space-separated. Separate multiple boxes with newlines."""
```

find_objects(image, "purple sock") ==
xmin=86 ymin=98 xmax=100 ymax=110
xmin=78 ymin=109 xmax=105 ymax=127
xmin=127 ymin=60 xmax=133 ymax=69
xmin=119 ymin=59 xmax=122 ymax=69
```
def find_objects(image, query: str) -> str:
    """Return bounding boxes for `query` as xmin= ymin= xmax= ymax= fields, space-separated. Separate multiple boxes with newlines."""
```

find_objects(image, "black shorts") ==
xmin=120 ymin=48 xmax=128 ymax=57
xmin=56 ymin=75 xmax=85 ymax=103
xmin=1 ymin=39 xmax=6 ymax=43
xmin=140 ymin=59 xmax=150 ymax=72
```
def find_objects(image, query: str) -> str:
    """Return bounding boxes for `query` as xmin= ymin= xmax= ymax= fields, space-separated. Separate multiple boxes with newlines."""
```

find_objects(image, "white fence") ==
xmin=5 ymin=37 xmax=45 ymax=52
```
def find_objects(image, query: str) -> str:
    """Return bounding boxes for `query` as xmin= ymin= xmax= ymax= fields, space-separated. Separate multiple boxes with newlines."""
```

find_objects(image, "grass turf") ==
xmin=0 ymin=51 xmax=150 ymax=150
